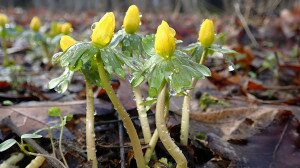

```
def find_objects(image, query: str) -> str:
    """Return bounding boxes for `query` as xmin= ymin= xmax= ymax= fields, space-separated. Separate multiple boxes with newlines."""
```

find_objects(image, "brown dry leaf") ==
xmin=0 ymin=100 xmax=113 ymax=134
xmin=231 ymin=111 xmax=300 ymax=168
xmin=189 ymin=106 xmax=295 ymax=140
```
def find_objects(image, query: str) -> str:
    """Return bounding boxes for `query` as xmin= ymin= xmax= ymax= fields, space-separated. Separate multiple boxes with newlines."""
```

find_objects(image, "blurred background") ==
xmin=1 ymin=0 xmax=299 ymax=14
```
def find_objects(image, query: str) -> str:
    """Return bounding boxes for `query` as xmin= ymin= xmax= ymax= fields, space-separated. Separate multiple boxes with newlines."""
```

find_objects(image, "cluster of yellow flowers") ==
xmin=60 ymin=4 xmax=214 ymax=57
xmin=28 ymin=16 xmax=72 ymax=35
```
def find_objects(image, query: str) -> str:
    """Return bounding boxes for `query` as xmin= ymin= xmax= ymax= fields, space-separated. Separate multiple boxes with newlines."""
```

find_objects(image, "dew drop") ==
xmin=228 ymin=65 xmax=235 ymax=71
xmin=91 ymin=22 xmax=97 ymax=30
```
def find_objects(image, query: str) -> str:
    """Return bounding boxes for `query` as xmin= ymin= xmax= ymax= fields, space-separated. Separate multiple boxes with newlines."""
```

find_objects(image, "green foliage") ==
xmin=199 ymin=93 xmax=228 ymax=110
xmin=48 ymin=67 xmax=74 ymax=93
xmin=0 ymin=25 xmax=23 ymax=39
xmin=131 ymin=50 xmax=211 ymax=97
xmin=48 ymin=107 xmax=62 ymax=117
xmin=0 ymin=139 xmax=17 ymax=152
xmin=21 ymin=134 xmax=42 ymax=139
xmin=2 ymin=100 xmax=13 ymax=106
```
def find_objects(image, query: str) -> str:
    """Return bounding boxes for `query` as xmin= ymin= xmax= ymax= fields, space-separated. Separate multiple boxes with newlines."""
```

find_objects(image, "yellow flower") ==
xmin=50 ymin=22 xmax=62 ymax=36
xmin=0 ymin=13 xmax=8 ymax=27
xmin=123 ymin=5 xmax=140 ymax=34
xmin=198 ymin=19 xmax=214 ymax=47
xmin=155 ymin=21 xmax=176 ymax=59
xmin=91 ymin=12 xmax=115 ymax=48
xmin=61 ymin=22 xmax=72 ymax=35
xmin=30 ymin=16 xmax=41 ymax=32
xmin=60 ymin=35 xmax=77 ymax=52
xmin=56 ymin=23 xmax=63 ymax=34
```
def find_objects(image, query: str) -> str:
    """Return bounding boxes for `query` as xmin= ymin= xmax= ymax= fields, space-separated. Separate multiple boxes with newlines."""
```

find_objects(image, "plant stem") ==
xmin=85 ymin=80 xmax=98 ymax=168
xmin=41 ymin=41 xmax=52 ymax=69
xmin=48 ymin=128 xmax=56 ymax=158
xmin=96 ymin=54 xmax=146 ymax=168
xmin=2 ymin=39 xmax=10 ymax=66
xmin=59 ymin=117 xmax=68 ymax=167
xmin=180 ymin=48 xmax=208 ymax=146
xmin=156 ymin=84 xmax=187 ymax=168
xmin=132 ymin=87 xmax=152 ymax=144
xmin=144 ymin=93 xmax=170 ymax=164
xmin=144 ymin=129 xmax=158 ymax=164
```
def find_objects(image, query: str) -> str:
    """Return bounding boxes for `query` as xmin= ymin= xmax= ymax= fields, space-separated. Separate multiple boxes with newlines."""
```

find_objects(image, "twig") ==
xmin=269 ymin=116 xmax=291 ymax=168
xmin=2 ymin=117 xmax=62 ymax=168
xmin=95 ymin=113 xmax=154 ymax=125
xmin=61 ymin=141 xmax=87 ymax=159
xmin=118 ymin=114 xmax=125 ymax=168
xmin=234 ymin=3 xmax=259 ymax=47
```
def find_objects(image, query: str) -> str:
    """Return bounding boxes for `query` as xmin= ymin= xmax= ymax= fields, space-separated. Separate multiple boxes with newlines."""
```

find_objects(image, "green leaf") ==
xmin=48 ymin=67 xmax=74 ymax=93
xmin=109 ymin=29 xmax=125 ymax=48
xmin=48 ymin=107 xmax=62 ymax=117
xmin=100 ymin=48 xmax=126 ymax=79
xmin=210 ymin=44 xmax=237 ymax=54
xmin=65 ymin=114 xmax=73 ymax=121
xmin=142 ymin=34 xmax=155 ymax=56
xmin=148 ymin=65 xmax=165 ymax=97
xmin=0 ymin=139 xmax=17 ymax=152
xmin=140 ymin=97 xmax=157 ymax=106
xmin=116 ymin=50 xmax=140 ymax=71
xmin=60 ymin=42 xmax=98 ymax=71
xmin=130 ymin=71 xmax=145 ymax=87
xmin=2 ymin=100 xmax=13 ymax=106
xmin=21 ymin=134 xmax=42 ymax=139
xmin=81 ymin=58 xmax=102 ymax=86
xmin=52 ymin=52 xmax=63 ymax=64
xmin=121 ymin=34 xmax=143 ymax=57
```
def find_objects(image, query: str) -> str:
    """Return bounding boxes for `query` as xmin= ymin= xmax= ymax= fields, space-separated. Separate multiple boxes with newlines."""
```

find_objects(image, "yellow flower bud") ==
xmin=30 ymin=16 xmax=41 ymax=32
xmin=155 ymin=21 xmax=176 ymax=59
xmin=0 ymin=13 xmax=8 ymax=27
xmin=60 ymin=35 xmax=77 ymax=52
xmin=56 ymin=23 xmax=63 ymax=34
xmin=91 ymin=12 xmax=115 ymax=48
xmin=61 ymin=22 xmax=72 ymax=35
xmin=198 ymin=19 xmax=214 ymax=47
xmin=123 ymin=5 xmax=140 ymax=34
xmin=50 ymin=22 xmax=61 ymax=36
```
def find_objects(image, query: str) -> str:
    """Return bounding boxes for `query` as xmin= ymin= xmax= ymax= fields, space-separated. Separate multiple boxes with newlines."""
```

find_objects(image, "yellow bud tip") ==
xmin=91 ymin=12 xmax=115 ymax=48
xmin=123 ymin=5 xmax=140 ymax=34
xmin=155 ymin=20 xmax=176 ymax=59
xmin=60 ymin=35 xmax=77 ymax=52
xmin=30 ymin=16 xmax=41 ymax=32
xmin=61 ymin=22 xmax=72 ymax=35
xmin=198 ymin=19 xmax=214 ymax=48
xmin=0 ymin=13 xmax=8 ymax=27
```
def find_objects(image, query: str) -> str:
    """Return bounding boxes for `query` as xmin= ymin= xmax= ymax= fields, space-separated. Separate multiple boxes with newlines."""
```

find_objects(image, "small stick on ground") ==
xmin=2 ymin=117 xmax=62 ymax=168
xmin=118 ymin=115 xmax=125 ymax=168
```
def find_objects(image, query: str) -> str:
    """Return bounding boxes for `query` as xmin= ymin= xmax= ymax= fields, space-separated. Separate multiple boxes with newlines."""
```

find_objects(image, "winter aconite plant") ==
xmin=48 ymin=4 xmax=237 ymax=168
xmin=0 ymin=13 xmax=22 ymax=66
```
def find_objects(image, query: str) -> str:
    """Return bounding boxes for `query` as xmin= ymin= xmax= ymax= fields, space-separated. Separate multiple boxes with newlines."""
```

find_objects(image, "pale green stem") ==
xmin=180 ymin=48 xmax=208 ymax=146
xmin=156 ymin=84 xmax=187 ymax=168
xmin=2 ymin=38 xmax=10 ymax=66
xmin=85 ymin=80 xmax=98 ymax=168
xmin=132 ymin=87 xmax=152 ymax=144
xmin=48 ymin=128 xmax=56 ymax=158
xmin=144 ymin=129 xmax=158 ymax=164
xmin=59 ymin=117 xmax=68 ymax=167
xmin=27 ymin=152 xmax=67 ymax=168
xmin=96 ymin=54 xmax=146 ymax=168
xmin=41 ymin=41 xmax=52 ymax=69
xmin=144 ymin=93 xmax=169 ymax=164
